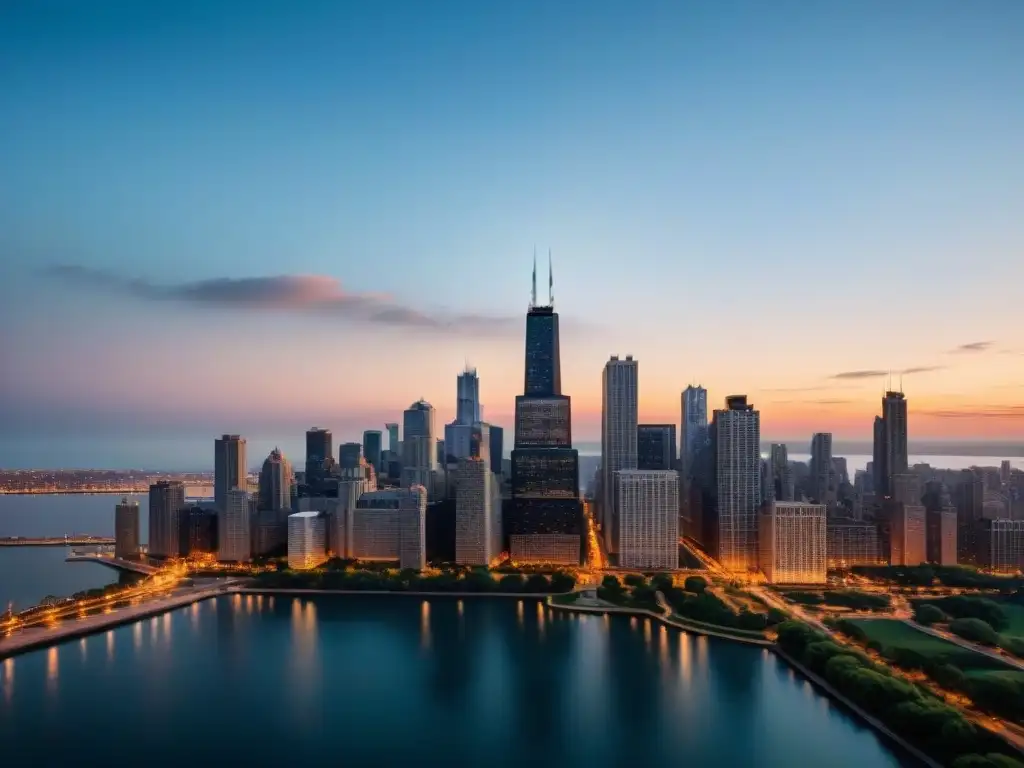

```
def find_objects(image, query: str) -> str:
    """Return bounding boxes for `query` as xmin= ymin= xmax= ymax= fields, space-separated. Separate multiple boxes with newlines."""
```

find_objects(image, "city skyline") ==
xmin=2 ymin=1 xmax=1024 ymax=469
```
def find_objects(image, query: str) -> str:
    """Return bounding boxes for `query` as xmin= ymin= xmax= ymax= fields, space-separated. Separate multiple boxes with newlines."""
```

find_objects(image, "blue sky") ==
xmin=1 ymin=1 xmax=1023 ymax=468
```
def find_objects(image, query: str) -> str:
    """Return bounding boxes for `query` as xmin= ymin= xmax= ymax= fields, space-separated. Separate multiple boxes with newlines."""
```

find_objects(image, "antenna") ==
xmin=548 ymin=249 xmax=554 ymax=307
xmin=531 ymin=248 xmax=537 ymax=308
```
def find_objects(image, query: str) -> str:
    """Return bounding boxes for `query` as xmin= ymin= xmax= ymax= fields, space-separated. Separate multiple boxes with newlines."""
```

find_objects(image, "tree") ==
xmin=524 ymin=574 xmax=551 ymax=593
xmin=549 ymin=571 xmax=576 ymax=593
xmin=624 ymin=573 xmax=646 ymax=588
xmin=684 ymin=576 xmax=708 ymax=594
xmin=498 ymin=573 xmax=525 ymax=593
xmin=949 ymin=617 xmax=999 ymax=646
xmin=915 ymin=603 xmax=946 ymax=626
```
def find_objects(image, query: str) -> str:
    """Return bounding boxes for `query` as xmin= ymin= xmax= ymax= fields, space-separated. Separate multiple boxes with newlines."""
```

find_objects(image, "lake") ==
xmin=0 ymin=595 xmax=914 ymax=767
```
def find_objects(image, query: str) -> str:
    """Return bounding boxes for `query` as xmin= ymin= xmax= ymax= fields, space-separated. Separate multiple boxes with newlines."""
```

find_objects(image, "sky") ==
xmin=1 ymin=0 xmax=1023 ymax=468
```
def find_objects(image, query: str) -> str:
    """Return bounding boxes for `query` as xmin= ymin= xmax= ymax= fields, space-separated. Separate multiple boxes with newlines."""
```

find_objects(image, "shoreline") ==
xmin=235 ymin=587 xmax=558 ymax=599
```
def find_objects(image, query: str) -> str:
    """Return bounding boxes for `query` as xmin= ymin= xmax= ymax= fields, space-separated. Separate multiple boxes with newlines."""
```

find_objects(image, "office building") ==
xmin=927 ymin=507 xmax=958 ymax=565
xmin=385 ymin=423 xmax=400 ymax=452
xmin=507 ymin=259 xmax=582 ymax=564
xmin=258 ymin=448 xmax=293 ymax=513
xmin=827 ymin=519 xmax=881 ymax=569
xmin=977 ymin=519 xmax=1024 ymax=573
xmin=489 ymin=425 xmax=504 ymax=476
xmin=769 ymin=444 xmax=793 ymax=502
xmin=251 ymin=509 xmax=285 ymax=557
xmin=402 ymin=400 xmax=436 ymax=493
xmin=148 ymin=480 xmax=186 ymax=559
xmin=214 ymin=434 xmax=247 ymax=512
xmin=759 ymin=502 xmax=827 ymax=584
xmin=455 ymin=457 xmax=501 ymax=566
xmin=329 ymin=478 xmax=371 ymax=558
xmin=601 ymin=355 xmax=639 ymax=555
xmin=615 ymin=470 xmax=679 ymax=570
xmin=363 ymin=430 xmax=383 ymax=477
xmin=872 ymin=391 xmax=908 ymax=498
xmin=637 ymin=424 xmax=677 ymax=471
xmin=352 ymin=487 xmax=427 ymax=569
xmin=305 ymin=427 xmax=333 ymax=488
xmin=218 ymin=489 xmax=252 ymax=562
xmin=179 ymin=506 xmax=218 ymax=557
xmin=456 ymin=366 xmax=481 ymax=425
xmin=809 ymin=433 xmax=833 ymax=506
xmin=114 ymin=497 xmax=140 ymax=559
xmin=680 ymin=385 xmax=708 ymax=484
xmin=885 ymin=503 xmax=926 ymax=566
xmin=956 ymin=470 xmax=985 ymax=564
xmin=338 ymin=442 xmax=362 ymax=470
xmin=713 ymin=396 xmax=761 ymax=572
xmin=287 ymin=511 xmax=328 ymax=570
xmin=892 ymin=473 xmax=922 ymax=506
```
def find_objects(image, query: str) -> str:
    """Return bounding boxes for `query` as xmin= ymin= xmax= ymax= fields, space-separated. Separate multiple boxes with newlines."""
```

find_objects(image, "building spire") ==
xmin=548 ymin=249 xmax=554 ymax=307
xmin=531 ymin=247 xmax=537 ymax=308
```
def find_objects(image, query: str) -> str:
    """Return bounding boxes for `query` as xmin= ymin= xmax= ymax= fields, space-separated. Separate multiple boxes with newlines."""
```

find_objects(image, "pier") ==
xmin=0 ymin=535 xmax=115 ymax=547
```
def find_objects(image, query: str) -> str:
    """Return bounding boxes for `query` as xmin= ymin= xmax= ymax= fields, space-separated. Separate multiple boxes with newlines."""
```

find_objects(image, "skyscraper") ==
xmin=456 ymin=366 xmax=481 ymax=425
xmin=508 ymin=257 xmax=582 ymax=565
xmin=258 ymin=448 xmax=293 ymax=514
xmin=385 ymin=423 xmax=400 ymax=453
xmin=305 ymin=427 xmax=333 ymax=488
xmin=338 ymin=442 xmax=362 ymax=470
xmin=214 ymin=434 xmax=247 ymax=512
xmin=489 ymin=425 xmax=504 ymax=476
xmin=926 ymin=507 xmax=958 ymax=565
xmin=809 ymin=433 xmax=833 ymax=506
xmin=456 ymin=456 xmax=499 ymax=566
xmin=218 ymin=488 xmax=252 ymax=562
xmin=759 ymin=502 xmax=826 ymax=584
xmin=680 ymin=385 xmax=708 ymax=483
xmin=601 ymin=355 xmax=639 ymax=557
xmin=713 ymin=395 xmax=761 ymax=573
xmin=353 ymin=486 xmax=427 ymax=570
xmin=114 ymin=497 xmax=140 ymax=559
xmin=956 ymin=470 xmax=985 ymax=564
xmin=769 ymin=444 xmax=793 ymax=502
xmin=363 ymin=430 xmax=383 ymax=477
xmin=149 ymin=480 xmax=185 ymax=559
xmin=615 ymin=470 xmax=679 ymax=570
xmin=402 ymin=400 xmax=437 ymax=494
xmin=873 ymin=391 xmax=908 ymax=499
xmin=637 ymin=424 xmax=677 ymax=471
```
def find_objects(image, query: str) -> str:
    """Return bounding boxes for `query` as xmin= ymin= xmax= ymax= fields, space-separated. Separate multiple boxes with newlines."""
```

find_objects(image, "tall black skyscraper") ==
xmin=871 ymin=391 xmax=908 ymax=499
xmin=305 ymin=427 xmax=333 ymax=488
xmin=507 ymin=254 xmax=582 ymax=564
xmin=637 ymin=424 xmax=677 ymax=471
xmin=489 ymin=425 xmax=504 ymax=476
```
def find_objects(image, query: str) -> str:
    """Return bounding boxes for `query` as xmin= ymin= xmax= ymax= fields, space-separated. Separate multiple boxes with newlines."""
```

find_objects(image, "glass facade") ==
xmin=523 ymin=308 xmax=561 ymax=396
xmin=637 ymin=424 xmax=677 ymax=470
xmin=510 ymin=448 xmax=579 ymax=500
xmin=514 ymin=396 xmax=571 ymax=447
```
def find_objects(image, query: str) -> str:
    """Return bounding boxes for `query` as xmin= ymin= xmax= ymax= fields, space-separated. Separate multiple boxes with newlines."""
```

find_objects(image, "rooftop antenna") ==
xmin=530 ymin=247 xmax=537 ymax=309
xmin=548 ymin=249 xmax=554 ymax=307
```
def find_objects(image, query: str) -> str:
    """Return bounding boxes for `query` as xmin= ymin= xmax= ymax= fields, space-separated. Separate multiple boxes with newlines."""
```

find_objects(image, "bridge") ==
xmin=65 ymin=552 xmax=159 ymax=576
xmin=0 ymin=535 xmax=115 ymax=547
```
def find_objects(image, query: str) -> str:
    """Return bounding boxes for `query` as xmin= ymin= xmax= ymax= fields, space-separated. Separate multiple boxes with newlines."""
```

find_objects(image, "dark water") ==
xmin=0 ymin=595 xmax=911 ymax=767
xmin=0 ymin=494 xmax=149 ymax=610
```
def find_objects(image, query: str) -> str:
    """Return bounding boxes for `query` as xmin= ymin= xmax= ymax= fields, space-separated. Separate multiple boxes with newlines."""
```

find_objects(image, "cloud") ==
xmin=44 ymin=265 xmax=517 ymax=333
xmin=759 ymin=385 xmax=835 ymax=393
xmin=829 ymin=365 xmax=944 ymax=380
xmin=950 ymin=341 xmax=993 ymax=354
xmin=919 ymin=406 xmax=1024 ymax=420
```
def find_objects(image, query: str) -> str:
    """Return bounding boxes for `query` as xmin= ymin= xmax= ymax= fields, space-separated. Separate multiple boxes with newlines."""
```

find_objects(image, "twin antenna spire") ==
xmin=530 ymin=247 xmax=554 ymax=309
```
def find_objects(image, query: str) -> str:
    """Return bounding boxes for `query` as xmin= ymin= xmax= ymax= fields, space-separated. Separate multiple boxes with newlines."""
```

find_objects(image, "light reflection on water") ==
xmin=2 ymin=657 xmax=13 ymax=704
xmin=45 ymin=647 xmax=58 ymax=694
xmin=420 ymin=600 xmax=431 ymax=650
xmin=106 ymin=630 xmax=114 ymax=662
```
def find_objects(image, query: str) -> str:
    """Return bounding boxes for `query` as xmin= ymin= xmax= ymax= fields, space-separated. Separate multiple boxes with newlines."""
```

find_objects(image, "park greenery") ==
xmin=780 ymin=589 xmax=890 ymax=612
xmin=830 ymin=618 xmax=1024 ymax=727
xmin=912 ymin=595 xmax=1024 ymax=660
xmin=852 ymin=565 xmax=1024 ymax=592
xmin=251 ymin=561 xmax=577 ymax=594
xmin=776 ymin=621 xmax=1024 ymax=767
xmin=595 ymin=574 xmax=785 ymax=635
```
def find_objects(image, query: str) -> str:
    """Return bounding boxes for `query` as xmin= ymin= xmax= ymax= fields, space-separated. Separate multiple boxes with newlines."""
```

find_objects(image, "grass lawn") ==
xmin=849 ymin=619 xmax=1022 ymax=674
xmin=994 ymin=600 xmax=1024 ymax=638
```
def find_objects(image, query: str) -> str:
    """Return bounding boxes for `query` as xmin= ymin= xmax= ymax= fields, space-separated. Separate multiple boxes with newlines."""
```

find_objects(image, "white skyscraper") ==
xmin=601 ymin=355 xmax=638 ymax=556
xmin=713 ymin=395 xmax=761 ymax=573
xmin=329 ymin=478 xmax=370 ymax=558
xmin=455 ymin=457 xmax=495 ymax=566
xmin=288 ymin=511 xmax=328 ymax=570
xmin=616 ymin=470 xmax=679 ymax=570
xmin=352 ymin=486 xmax=427 ymax=570
xmin=759 ymin=502 xmax=827 ymax=584
xmin=218 ymin=489 xmax=252 ymax=562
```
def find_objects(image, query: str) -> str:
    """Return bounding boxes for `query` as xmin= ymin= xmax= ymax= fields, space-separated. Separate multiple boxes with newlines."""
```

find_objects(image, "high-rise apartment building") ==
xmin=288 ymin=511 xmax=328 ymax=570
xmin=218 ymin=489 xmax=252 ymax=562
xmin=769 ymin=444 xmax=793 ymax=502
xmin=148 ymin=480 xmax=186 ymax=559
xmin=455 ymin=457 xmax=502 ymax=566
xmin=338 ymin=442 xmax=362 ymax=470
xmin=507 ymin=261 xmax=582 ymax=565
xmin=402 ymin=400 xmax=437 ymax=493
xmin=885 ymin=502 xmax=926 ymax=565
xmin=926 ymin=507 xmax=958 ymax=565
xmin=352 ymin=486 xmax=427 ymax=570
xmin=713 ymin=396 xmax=761 ymax=572
xmin=258 ymin=448 xmax=293 ymax=514
xmin=809 ymin=433 xmax=833 ymax=506
xmin=214 ymin=434 xmax=247 ymax=512
xmin=180 ymin=506 xmax=218 ymax=556
xmin=680 ymin=385 xmax=708 ymax=483
xmin=601 ymin=355 xmax=639 ymax=556
xmin=615 ymin=470 xmax=679 ymax=570
xmin=759 ymin=502 xmax=827 ymax=584
xmin=892 ymin=473 xmax=922 ymax=506
xmin=114 ymin=497 xmax=140 ymax=559
xmin=977 ymin=519 xmax=1024 ymax=573
xmin=637 ymin=424 xmax=677 ymax=471
xmin=329 ymin=478 xmax=371 ymax=558
xmin=826 ymin=519 xmax=881 ymax=568
xmin=362 ymin=430 xmax=383 ymax=477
